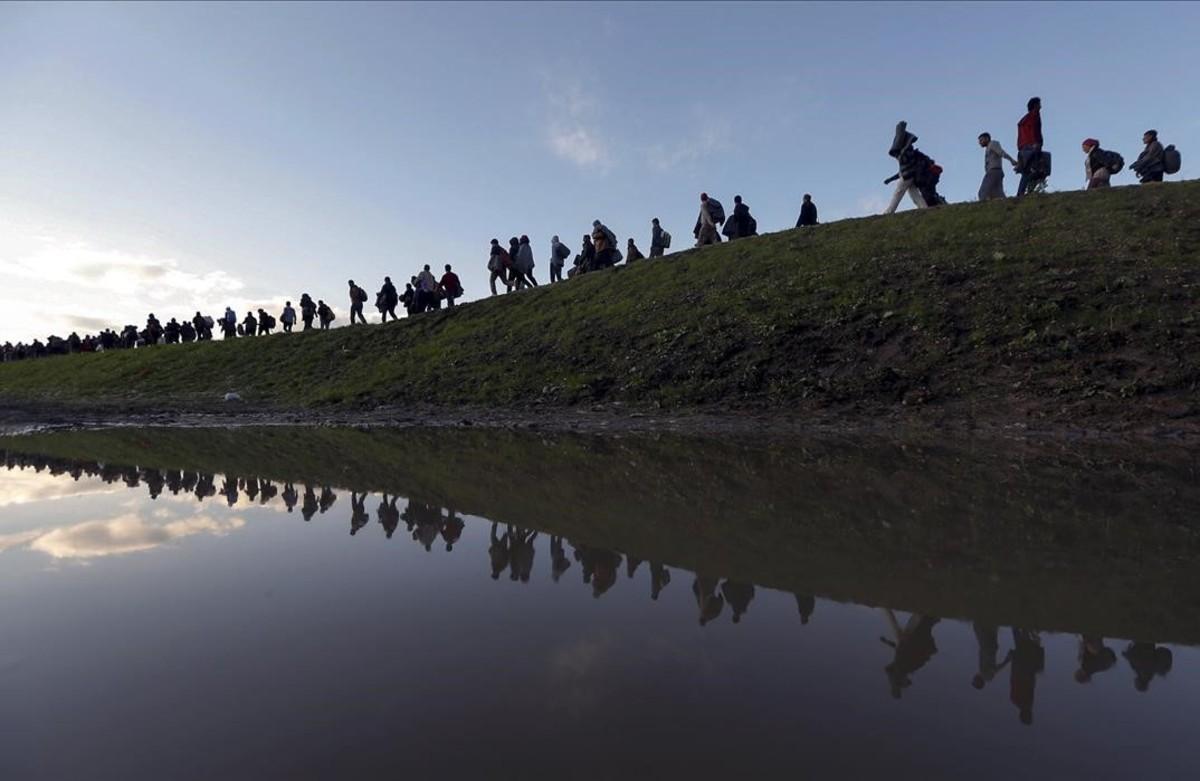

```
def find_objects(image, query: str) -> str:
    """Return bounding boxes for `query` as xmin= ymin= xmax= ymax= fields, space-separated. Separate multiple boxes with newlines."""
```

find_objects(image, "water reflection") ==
xmin=0 ymin=443 xmax=1192 ymax=711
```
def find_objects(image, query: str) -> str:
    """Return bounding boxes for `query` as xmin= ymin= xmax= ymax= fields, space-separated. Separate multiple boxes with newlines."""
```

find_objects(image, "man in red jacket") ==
xmin=1016 ymin=96 xmax=1043 ymax=197
xmin=439 ymin=264 xmax=463 ymax=308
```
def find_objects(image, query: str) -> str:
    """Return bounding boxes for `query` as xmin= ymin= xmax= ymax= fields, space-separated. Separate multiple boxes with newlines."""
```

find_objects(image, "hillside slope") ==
xmin=2 ymin=182 xmax=1199 ymax=426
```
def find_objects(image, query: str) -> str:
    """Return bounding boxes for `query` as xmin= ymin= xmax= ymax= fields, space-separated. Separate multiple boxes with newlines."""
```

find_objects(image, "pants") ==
xmin=283 ymin=322 xmax=293 ymax=333
xmin=550 ymin=264 xmax=562 ymax=283
xmin=978 ymin=168 xmax=1006 ymax=200
xmin=382 ymin=305 xmax=397 ymax=322
xmin=303 ymin=316 xmax=313 ymax=330
xmin=885 ymin=178 xmax=927 ymax=213
xmin=320 ymin=320 xmax=330 ymax=331
xmin=489 ymin=270 xmax=507 ymax=295
xmin=350 ymin=303 xmax=365 ymax=324
xmin=695 ymin=224 xmax=720 ymax=246
xmin=1140 ymin=171 xmax=1164 ymax=184
xmin=1016 ymin=146 xmax=1041 ymax=196
xmin=649 ymin=245 xmax=664 ymax=258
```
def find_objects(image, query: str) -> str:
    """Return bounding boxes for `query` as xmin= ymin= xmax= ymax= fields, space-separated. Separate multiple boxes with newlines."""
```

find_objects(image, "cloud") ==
xmin=0 ymin=469 xmax=120 ymax=507
xmin=26 ymin=512 xmax=245 ymax=559
xmin=543 ymin=77 xmax=611 ymax=171
xmin=640 ymin=108 xmax=732 ymax=173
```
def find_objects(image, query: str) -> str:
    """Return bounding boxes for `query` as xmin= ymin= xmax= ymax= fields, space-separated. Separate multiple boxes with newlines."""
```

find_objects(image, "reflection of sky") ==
xmin=0 ymin=468 xmax=119 ymax=507
xmin=0 ymin=463 xmax=1198 ymax=778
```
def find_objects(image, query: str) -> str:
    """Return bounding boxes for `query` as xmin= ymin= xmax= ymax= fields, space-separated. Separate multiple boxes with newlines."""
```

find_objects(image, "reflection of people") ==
xmin=971 ymin=622 xmax=1011 ymax=690
xmin=693 ymin=576 xmax=725 ymax=626
xmin=1123 ymin=641 xmax=1174 ymax=692
xmin=441 ymin=511 xmax=464 ymax=551
xmin=301 ymin=485 xmax=318 ymax=522
xmin=318 ymin=486 xmax=337 ymax=514
xmin=349 ymin=492 xmax=369 ymax=535
xmin=377 ymin=495 xmax=400 ymax=539
xmin=794 ymin=593 xmax=815 ymax=625
xmin=488 ymin=523 xmax=511 ymax=580
xmin=222 ymin=477 xmax=239 ymax=507
xmin=1074 ymin=635 xmax=1117 ymax=684
xmin=880 ymin=610 xmax=940 ymax=699
xmin=626 ymin=557 xmax=642 ymax=579
xmin=509 ymin=528 xmax=538 ymax=582
xmin=721 ymin=581 xmax=755 ymax=624
xmin=550 ymin=536 xmax=572 ymax=582
xmin=576 ymin=546 xmax=621 ymax=598
xmin=1009 ymin=628 xmax=1045 ymax=725
xmin=649 ymin=562 xmax=671 ymax=601
xmin=282 ymin=482 xmax=298 ymax=513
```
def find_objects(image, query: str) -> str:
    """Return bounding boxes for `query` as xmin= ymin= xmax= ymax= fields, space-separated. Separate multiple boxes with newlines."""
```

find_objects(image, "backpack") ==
xmin=661 ymin=229 xmax=672 ymax=248
xmin=555 ymin=242 xmax=571 ymax=261
xmin=1029 ymin=150 xmax=1052 ymax=179
xmin=266 ymin=315 xmax=276 ymax=329
xmin=747 ymin=216 xmax=758 ymax=236
xmin=203 ymin=316 xmax=214 ymax=328
xmin=355 ymin=286 xmax=367 ymax=303
xmin=1164 ymin=145 xmax=1181 ymax=175
xmin=707 ymin=199 xmax=725 ymax=224
xmin=1103 ymin=150 xmax=1124 ymax=174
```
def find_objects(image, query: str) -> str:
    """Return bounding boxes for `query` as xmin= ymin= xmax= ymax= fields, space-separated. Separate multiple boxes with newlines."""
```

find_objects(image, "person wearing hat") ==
xmin=1082 ymin=138 xmax=1111 ymax=189
xmin=1131 ymin=130 xmax=1166 ymax=184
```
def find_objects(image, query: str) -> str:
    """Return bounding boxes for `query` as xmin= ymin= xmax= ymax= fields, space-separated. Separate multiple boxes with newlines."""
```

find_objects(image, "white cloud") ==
xmin=543 ymin=77 xmax=611 ymax=172
xmin=26 ymin=512 xmax=245 ymax=559
xmin=0 ymin=469 xmax=119 ymax=507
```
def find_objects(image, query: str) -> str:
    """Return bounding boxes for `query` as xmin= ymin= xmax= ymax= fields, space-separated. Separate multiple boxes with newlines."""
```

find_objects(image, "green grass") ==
xmin=3 ymin=182 xmax=1200 ymax=417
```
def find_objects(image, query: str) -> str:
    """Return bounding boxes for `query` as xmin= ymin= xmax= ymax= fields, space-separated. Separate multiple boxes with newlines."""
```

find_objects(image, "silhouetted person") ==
xmin=971 ymin=622 xmax=1011 ymax=690
xmin=796 ymin=194 xmax=818 ymax=227
xmin=489 ymin=522 xmax=511 ymax=580
xmin=348 ymin=280 xmax=367 ymax=324
xmin=259 ymin=480 xmax=278 ymax=504
xmin=300 ymin=294 xmax=317 ymax=330
xmin=281 ymin=301 xmax=297 ymax=333
xmin=378 ymin=277 xmax=399 ymax=322
xmin=281 ymin=482 xmax=298 ymax=513
xmin=881 ymin=610 xmax=940 ymax=699
xmin=440 ymin=511 xmax=464 ymax=551
xmin=1074 ymin=635 xmax=1117 ymax=684
xmin=625 ymin=556 xmax=642 ymax=579
xmin=649 ymin=562 xmax=671 ymax=601
xmin=510 ymin=527 xmax=538 ymax=582
xmin=317 ymin=300 xmax=334 ymax=330
xmin=721 ymin=580 xmax=755 ymax=624
xmin=649 ymin=217 xmax=667 ymax=258
xmin=222 ymin=477 xmax=239 ymax=507
xmin=550 ymin=536 xmax=572 ymax=582
xmin=243 ymin=477 xmax=260 ymax=503
xmin=1123 ymin=641 xmax=1173 ymax=692
xmin=349 ymin=492 xmax=370 ymax=535
xmin=318 ymin=486 xmax=337 ymax=514
xmin=301 ymin=485 xmax=319 ymax=521
xmin=1009 ymin=628 xmax=1044 ymax=725
xmin=693 ymin=575 xmax=725 ymax=626
xmin=793 ymin=593 xmax=815 ymax=625
xmin=242 ymin=311 xmax=257 ymax=337
xmin=377 ymin=494 xmax=400 ymax=538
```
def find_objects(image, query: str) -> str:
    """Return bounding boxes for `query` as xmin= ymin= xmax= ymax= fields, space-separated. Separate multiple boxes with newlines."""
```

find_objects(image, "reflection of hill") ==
xmin=6 ymin=427 xmax=1200 ymax=643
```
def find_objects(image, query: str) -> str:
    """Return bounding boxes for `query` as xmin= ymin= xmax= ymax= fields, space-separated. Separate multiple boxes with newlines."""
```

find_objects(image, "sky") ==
xmin=1 ymin=1 xmax=1197 ymax=344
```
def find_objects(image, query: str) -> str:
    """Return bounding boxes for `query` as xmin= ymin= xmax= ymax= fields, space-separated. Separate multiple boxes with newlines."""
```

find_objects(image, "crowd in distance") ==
xmin=2 ymin=450 xmax=1182 ymax=727
xmin=1 ymin=96 xmax=1181 ymax=363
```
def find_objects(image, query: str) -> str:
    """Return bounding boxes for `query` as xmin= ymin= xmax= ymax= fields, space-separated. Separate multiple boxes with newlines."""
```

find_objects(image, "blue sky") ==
xmin=1 ymin=1 xmax=1196 ymax=343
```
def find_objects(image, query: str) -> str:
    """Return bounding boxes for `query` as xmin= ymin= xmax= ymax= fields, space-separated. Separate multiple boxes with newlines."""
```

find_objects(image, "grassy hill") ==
xmin=2 ymin=181 xmax=1199 ymax=424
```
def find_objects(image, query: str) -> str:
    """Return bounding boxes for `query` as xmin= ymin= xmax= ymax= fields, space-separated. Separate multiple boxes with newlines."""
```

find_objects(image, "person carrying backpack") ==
xmin=626 ymin=238 xmax=645 ymax=263
xmin=378 ymin=276 xmax=399 ymax=322
xmin=549 ymin=235 xmax=570 ymax=282
xmin=280 ymin=301 xmax=296 ymax=333
xmin=317 ymin=300 xmax=334 ymax=330
xmin=347 ymin=279 xmax=367 ymax=324
xmin=222 ymin=307 xmax=237 ymax=339
xmin=1082 ymin=138 xmax=1121 ymax=189
xmin=591 ymin=220 xmax=619 ymax=268
xmin=1130 ymin=129 xmax=1166 ymax=184
xmin=299 ymin=294 xmax=317 ymax=330
xmin=725 ymin=195 xmax=757 ymax=240
xmin=440 ymin=264 xmax=463 ymax=307
xmin=515 ymin=235 xmax=538 ymax=287
xmin=1016 ymin=97 xmax=1045 ymax=197
xmin=257 ymin=308 xmax=276 ymax=335
xmin=242 ymin=311 xmax=258 ymax=336
xmin=796 ymin=194 xmax=818 ymax=227
xmin=883 ymin=121 xmax=928 ymax=213
xmin=650 ymin=218 xmax=670 ymax=257
xmin=488 ymin=239 xmax=510 ymax=295
xmin=693 ymin=193 xmax=723 ymax=246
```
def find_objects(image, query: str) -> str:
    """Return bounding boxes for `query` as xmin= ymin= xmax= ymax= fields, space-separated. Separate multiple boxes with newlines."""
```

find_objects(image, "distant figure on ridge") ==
xmin=977 ymin=131 xmax=1018 ymax=200
xmin=242 ymin=311 xmax=258 ymax=337
xmin=1016 ymin=97 xmax=1044 ymax=197
xmin=1130 ymin=129 xmax=1166 ymax=184
xmin=347 ymin=279 xmax=367 ymax=324
xmin=649 ymin=217 xmax=670 ymax=257
xmin=694 ymin=193 xmax=724 ymax=246
xmin=488 ymin=238 xmax=511 ymax=296
xmin=257 ymin=308 xmax=274 ymax=335
xmin=317 ymin=299 xmax=334 ymax=330
xmin=299 ymin=294 xmax=317 ymax=330
xmin=549 ymin=235 xmax=570 ymax=282
xmin=724 ymin=195 xmax=757 ymax=240
xmin=795 ymin=194 xmax=818 ymax=227
xmin=440 ymin=264 xmax=463 ymax=307
xmin=378 ymin=276 xmax=399 ymax=322
xmin=280 ymin=301 xmax=296 ymax=333
xmin=222 ymin=307 xmax=237 ymax=339
xmin=626 ymin=237 xmax=645 ymax=263
xmin=883 ymin=121 xmax=929 ymax=213
xmin=591 ymin=220 xmax=619 ymax=269
xmin=1082 ymin=138 xmax=1122 ymax=189
xmin=515 ymin=235 xmax=538 ymax=288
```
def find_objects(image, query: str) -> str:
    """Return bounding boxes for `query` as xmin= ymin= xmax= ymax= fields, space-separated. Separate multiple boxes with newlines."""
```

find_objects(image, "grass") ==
xmin=2 ymin=181 xmax=1200 ymax=420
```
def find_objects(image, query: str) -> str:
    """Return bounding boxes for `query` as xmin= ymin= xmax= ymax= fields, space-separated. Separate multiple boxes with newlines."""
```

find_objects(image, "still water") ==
xmin=1 ymin=427 xmax=1197 ymax=779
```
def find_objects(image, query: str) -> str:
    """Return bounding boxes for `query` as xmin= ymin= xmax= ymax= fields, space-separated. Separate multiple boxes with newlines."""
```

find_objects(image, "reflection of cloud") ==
xmin=0 ymin=471 xmax=119 ymax=507
xmin=25 ymin=513 xmax=244 ymax=559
